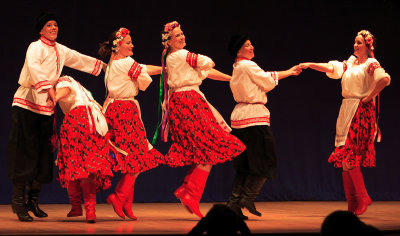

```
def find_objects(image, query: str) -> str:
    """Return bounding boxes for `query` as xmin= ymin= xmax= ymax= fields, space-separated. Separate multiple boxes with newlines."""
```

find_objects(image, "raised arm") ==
xmin=299 ymin=62 xmax=334 ymax=73
xmin=146 ymin=65 xmax=162 ymax=75
xmin=207 ymin=69 xmax=231 ymax=81
xmin=276 ymin=65 xmax=302 ymax=80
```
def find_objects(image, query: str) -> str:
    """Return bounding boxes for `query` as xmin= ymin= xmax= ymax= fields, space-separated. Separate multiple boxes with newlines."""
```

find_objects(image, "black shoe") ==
xmin=12 ymin=198 xmax=33 ymax=222
xmin=227 ymin=175 xmax=248 ymax=220
xmin=26 ymin=199 xmax=48 ymax=218
xmin=239 ymin=175 xmax=266 ymax=217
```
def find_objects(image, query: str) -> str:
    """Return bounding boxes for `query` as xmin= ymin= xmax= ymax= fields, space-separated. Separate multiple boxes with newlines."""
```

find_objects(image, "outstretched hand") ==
xmin=298 ymin=63 xmax=311 ymax=69
xmin=290 ymin=65 xmax=302 ymax=76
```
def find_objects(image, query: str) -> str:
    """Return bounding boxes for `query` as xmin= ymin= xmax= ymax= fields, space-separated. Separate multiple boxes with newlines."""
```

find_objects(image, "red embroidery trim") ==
xmin=186 ymin=52 xmax=198 ymax=68
xmin=343 ymin=60 xmax=348 ymax=73
xmin=40 ymin=36 xmax=60 ymax=74
xmin=231 ymin=117 xmax=270 ymax=126
xmin=367 ymin=62 xmax=381 ymax=76
xmin=34 ymin=80 xmax=51 ymax=91
xmin=91 ymin=60 xmax=102 ymax=75
xmin=128 ymin=61 xmax=143 ymax=80
xmin=13 ymin=98 xmax=54 ymax=113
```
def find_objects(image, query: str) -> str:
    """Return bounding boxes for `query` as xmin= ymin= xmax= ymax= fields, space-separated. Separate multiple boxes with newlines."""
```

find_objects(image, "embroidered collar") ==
xmin=40 ymin=36 xmax=56 ymax=46
xmin=236 ymin=57 xmax=250 ymax=62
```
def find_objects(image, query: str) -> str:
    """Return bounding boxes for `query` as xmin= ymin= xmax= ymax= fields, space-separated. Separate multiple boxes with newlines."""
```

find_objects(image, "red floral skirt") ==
xmin=57 ymin=106 xmax=114 ymax=191
xmin=165 ymin=90 xmax=245 ymax=167
xmin=105 ymin=100 xmax=164 ymax=174
xmin=329 ymin=101 xmax=376 ymax=168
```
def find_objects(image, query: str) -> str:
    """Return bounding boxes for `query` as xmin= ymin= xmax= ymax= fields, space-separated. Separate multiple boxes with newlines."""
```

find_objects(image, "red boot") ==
xmin=81 ymin=178 xmax=96 ymax=223
xmin=106 ymin=174 xmax=136 ymax=219
xmin=122 ymin=176 xmax=137 ymax=220
xmin=342 ymin=171 xmax=357 ymax=213
xmin=348 ymin=167 xmax=369 ymax=215
xmin=67 ymin=180 xmax=83 ymax=217
xmin=175 ymin=166 xmax=196 ymax=200
xmin=180 ymin=167 xmax=210 ymax=218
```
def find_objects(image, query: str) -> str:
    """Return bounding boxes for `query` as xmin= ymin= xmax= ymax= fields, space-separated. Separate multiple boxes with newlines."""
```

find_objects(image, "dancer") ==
xmin=6 ymin=12 xmax=104 ymax=222
xmin=227 ymin=35 xmax=301 ymax=219
xmin=158 ymin=21 xmax=245 ymax=218
xmin=98 ymin=27 xmax=164 ymax=220
xmin=53 ymin=75 xmax=114 ymax=223
xmin=299 ymin=30 xmax=390 ymax=215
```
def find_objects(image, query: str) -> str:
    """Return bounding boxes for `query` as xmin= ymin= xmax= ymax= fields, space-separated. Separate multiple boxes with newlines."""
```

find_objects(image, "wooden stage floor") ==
xmin=0 ymin=201 xmax=399 ymax=235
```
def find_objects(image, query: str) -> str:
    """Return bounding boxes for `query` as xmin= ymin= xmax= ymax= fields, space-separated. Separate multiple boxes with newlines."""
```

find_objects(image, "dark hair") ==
xmin=188 ymin=204 xmax=251 ymax=236
xmin=98 ymin=30 xmax=118 ymax=59
xmin=35 ymin=12 xmax=58 ymax=36
xmin=321 ymin=210 xmax=382 ymax=236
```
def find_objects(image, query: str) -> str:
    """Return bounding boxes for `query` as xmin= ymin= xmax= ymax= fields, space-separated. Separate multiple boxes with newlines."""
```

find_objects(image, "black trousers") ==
xmin=231 ymin=125 xmax=277 ymax=179
xmin=7 ymin=106 xmax=54 ymax=183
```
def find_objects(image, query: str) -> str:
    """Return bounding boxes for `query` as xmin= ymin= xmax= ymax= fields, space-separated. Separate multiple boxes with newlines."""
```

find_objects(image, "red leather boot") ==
xmin=67 ymin=180 xmax=83 ymax=217
xmin=122 ymin=176 xmax=137 ymax=220
xmin=81 ymin=178 xmax=96 ymax=223
xmin=175 ymin=165 xmax=196 ymax=200
xmin=106 ymin=173 xmax=136 ymax=219
xmin=180 ymin=167 xmax=210 ymax=218
xmin=348 ymin=167 xmax=370 ymax=215
xmin=342 ymin=171 xmax=357 ymax=213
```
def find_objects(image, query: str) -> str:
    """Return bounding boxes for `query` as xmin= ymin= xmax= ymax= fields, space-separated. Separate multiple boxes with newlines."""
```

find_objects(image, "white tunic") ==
xmin=230 ymin=59 xmax=278 ymax=129
xmin=326 ymin=55 xmax=391 ymax=146
xmin=12 ymin=36 xmax=103 ymax=116
xmin=56 ymin=76 xmax=108 ymax=136
xmin=166 ymin=49 xmax=231 ymax=132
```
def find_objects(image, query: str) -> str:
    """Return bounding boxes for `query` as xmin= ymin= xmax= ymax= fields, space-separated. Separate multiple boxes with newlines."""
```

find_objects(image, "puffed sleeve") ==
xmin=326 ymin=60 xmax=347 ymax=79
xmin=25 ymin=42 xmax=52 ymax=93
xmin=120 ymin=57 xmax=152 ymax=91
xmin=367 ymin=59 xmax=391 ymax=85
xmin=62 ymin=45 xmax=103 ymax=76
xmin=55 ymin=76 xmax=74 ymax=90
xmin=186 ymin=51 xmax=214 ymax=71
xmin=246 ymin=61 xmax=278 ymax=92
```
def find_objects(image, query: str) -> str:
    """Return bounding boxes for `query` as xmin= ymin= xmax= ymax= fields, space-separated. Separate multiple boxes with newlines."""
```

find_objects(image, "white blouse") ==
xmin=327 ymin=55 xmax=390 ymax=146
xmin=166 ymin=49 xmax=214 ymax=89
xmin=106 ymin=57 xmax=152 ymax=99
xmin=12 ymin=37 xmax=103 ymax=116
xmin=56 ymin=76 xmax=108 ymax=136
xmin=230 ymin=59 xmax=278 ymax=129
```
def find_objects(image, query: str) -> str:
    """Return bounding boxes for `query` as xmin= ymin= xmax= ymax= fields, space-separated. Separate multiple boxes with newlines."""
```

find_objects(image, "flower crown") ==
xmin=112 ymin=27 xmax=130 ymax=53
xmin=161 ymin=21 xmax=180 ymax=48
xmin=357 ymin=30 xmax=374 ymax=51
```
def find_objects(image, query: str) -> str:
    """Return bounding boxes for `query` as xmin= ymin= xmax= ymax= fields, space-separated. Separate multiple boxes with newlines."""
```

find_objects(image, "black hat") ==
xmin=35 ymin=12 xmax=58 ymax=35
xmin=228 ymin=34 xmax=249 ymax=58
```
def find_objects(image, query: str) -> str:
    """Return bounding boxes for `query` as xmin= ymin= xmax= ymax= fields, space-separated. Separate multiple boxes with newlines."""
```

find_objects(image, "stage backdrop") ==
xmin=1 ymin=0 xmax=399 ymax=204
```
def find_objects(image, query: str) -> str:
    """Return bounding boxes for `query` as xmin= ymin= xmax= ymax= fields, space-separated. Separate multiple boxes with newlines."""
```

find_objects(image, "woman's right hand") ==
xmin=298 ymin=63 xmax=311 ymax=69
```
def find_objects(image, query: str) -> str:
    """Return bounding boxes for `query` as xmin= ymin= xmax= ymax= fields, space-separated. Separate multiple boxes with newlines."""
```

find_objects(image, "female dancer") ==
xmin=227 ymin=35 xmax=301 ymax=219
xmin=7 ymin=13 xmax=104 ymax=222
xmin=299 ymin=30 xmax=390 ymax=215
xmin=53 ymin=75 xmax=114 ymax=223
xmin=158 ymin=21 xmax=245 ymax=218
xmin=98 ymin=27 xmax=164 ymax=220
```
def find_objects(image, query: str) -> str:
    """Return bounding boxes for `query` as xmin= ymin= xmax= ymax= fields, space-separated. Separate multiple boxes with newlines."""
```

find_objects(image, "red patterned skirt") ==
xmin=57 ymin=106 xmax=114 ymax=191
xmin=105 ymin=100 xmax=164 ymax=174
xmin=165 ymin=90 xmax=245 ymax=167
xmin=329 ymin=101 xmax=376 ymax=168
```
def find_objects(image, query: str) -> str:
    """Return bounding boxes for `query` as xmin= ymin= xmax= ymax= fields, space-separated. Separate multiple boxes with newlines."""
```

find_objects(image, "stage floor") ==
xmin=0 ymin=201 xmax=399 ymax=235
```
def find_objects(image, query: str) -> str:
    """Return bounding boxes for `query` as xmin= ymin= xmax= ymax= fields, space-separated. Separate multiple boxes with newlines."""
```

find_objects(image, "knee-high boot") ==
xmin=25 ymin=180 xmax=48 ymax=218
xmin=67 ymin=179 xmax=83 ymax=217
xmin=122 ymin=176 xmax=137 ymax=220
xmin=81 ymin=178 xmax=96 ymax=223
xmin=106 ymin=173 xmax=136 ymax=219
xmin=342 ymin=171 xmax=357 ymax=213
xmin=12 ymin=181 xmax=33 ymax=222
xmin=180 ymin=167 xmax=210 ymax=218
xmin=348 ymin=167 xmax=370 ymax=215
xmin=239 ymin=175 xmax=266 ymax=217
xmin=174 ymin=165 xmax=196 ymax=200
xmin=227 ymin=174 xmax=248 ymax=220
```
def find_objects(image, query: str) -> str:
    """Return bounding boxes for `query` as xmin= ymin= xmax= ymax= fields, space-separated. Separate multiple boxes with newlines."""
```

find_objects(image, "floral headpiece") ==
xmin=161 ymin=21 xmax=180 ymax=48
xmin=112 ymin=27 xmax=130 ymax=53
xmin=357 ymin=30 xmax=374 ymax=50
